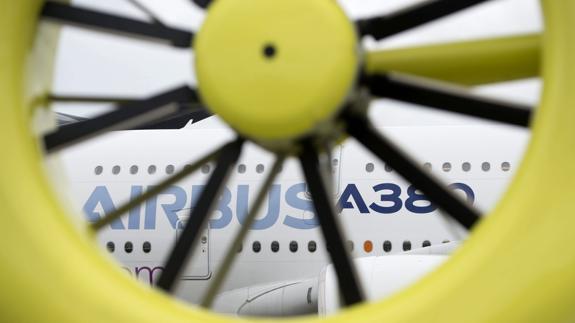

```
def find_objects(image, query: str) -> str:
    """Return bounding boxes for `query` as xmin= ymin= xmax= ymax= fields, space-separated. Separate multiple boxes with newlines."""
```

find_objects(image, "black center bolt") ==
xmin=263 ymin=43 xmax=276 ymax=59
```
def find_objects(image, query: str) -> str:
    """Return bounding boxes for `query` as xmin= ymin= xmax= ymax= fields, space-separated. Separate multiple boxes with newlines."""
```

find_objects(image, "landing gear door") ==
xmin=175 ymin=218 xmax=210 ymax=280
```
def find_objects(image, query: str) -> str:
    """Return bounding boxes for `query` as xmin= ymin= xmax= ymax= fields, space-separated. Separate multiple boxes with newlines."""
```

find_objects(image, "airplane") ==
xmin=47 ymin=113 xmax=529 ymax=317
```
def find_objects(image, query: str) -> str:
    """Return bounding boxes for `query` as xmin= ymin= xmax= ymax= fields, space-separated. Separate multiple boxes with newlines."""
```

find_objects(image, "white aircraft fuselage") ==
xmin=52 ymin=122 xmax=528 ymax=315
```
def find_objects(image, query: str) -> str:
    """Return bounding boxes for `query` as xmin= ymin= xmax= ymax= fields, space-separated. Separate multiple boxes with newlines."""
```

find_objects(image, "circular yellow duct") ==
xmin=1 ymin=1 xmax=574 ymax=322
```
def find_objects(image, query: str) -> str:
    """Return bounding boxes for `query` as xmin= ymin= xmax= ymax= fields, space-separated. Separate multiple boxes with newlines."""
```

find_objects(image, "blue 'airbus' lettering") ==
xmin=83 ymin=182 xmax=475 ymax=230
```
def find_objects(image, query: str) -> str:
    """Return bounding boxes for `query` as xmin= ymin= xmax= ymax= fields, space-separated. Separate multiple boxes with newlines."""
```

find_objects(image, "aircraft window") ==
xmin=384 ymin=164 xmax=392 ymax=172
xmin=201 ymin=164 xmax=211 ymax=174
xmin=252 ymin=241 xmax=261 ymax=253
xmin=422 ymin=240 xmax=431 ymax=248
xmin=347 ymin=240 xmax=354 ymax=252
xmin=363 ymin=240 xmax=373 ymax=253
xmin=271 ymin=241 xmax=279 ymax=253
xmin=148 ymin=165 xmax=156 ymax=174
xmin=442 ymin=240 xmax=450 ymax=244
xmin=442 ymin=162 xmax=452 ymax=172
xmin=383 ymin=240 xmax=392 ymax=252
xmin=501 ymin=162 xmax=511 ymax=171
xmin=166 ymin=165 xmax=175 ymax=174
xmin=106 ymin=242 xmax=115 ymax=253
xmin=94 ymin=166 xmax=103 ymax=175
xmin=332 ymin=158 xmax=339 ymax=167
xmin=289 ymin=241 xmax=298 ymax=253
xmin=112 ymin=165 xmax=121 ymax=175
xmin=462 ymin=162 xmax=471 ymax=172
xmin=130 ymin=165 xmax=138 ymax=175
xmin=238 ymin=164 xmax=246 ymax=174
xmin=402 ymin=240 xmax=412 ymax=251
xmin=256 ymin=164 xmax=264 ymax=174
xmin=124 ymin=242 xmax=133 ymax=253
xmin=423 ymin=162 xmax=432 ymax=170
xmin=308 ymin=241 xmax=317 ymax=253
xmin=482 ymin=162 xmax=491 ymax=172
xmin=143 ymin=241 xmax=151 ymax=253
xmin=365 ymin=162 xmax=374 ymax=173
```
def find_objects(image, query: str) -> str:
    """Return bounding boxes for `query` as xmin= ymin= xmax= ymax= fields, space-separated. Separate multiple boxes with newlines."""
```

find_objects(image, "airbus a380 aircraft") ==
xmin=50 ymin=118 xmax=528 ymax=317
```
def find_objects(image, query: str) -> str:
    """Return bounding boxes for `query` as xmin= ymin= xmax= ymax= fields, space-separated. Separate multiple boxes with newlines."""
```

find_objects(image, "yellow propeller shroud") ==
xmin=1 ymin=0 xmax=575 ymax=322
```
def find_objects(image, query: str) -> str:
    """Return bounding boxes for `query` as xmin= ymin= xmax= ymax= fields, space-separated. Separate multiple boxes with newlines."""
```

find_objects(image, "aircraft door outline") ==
xmin=175 ymin=218 xmax=211 ymax=280
xmin=303 ymin=145 xmax=343 ymax=225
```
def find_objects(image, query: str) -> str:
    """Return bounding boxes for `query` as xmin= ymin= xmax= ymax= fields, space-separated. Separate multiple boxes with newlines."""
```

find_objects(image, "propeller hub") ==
xmin=195 ymin=0 xmax=358 ymax=141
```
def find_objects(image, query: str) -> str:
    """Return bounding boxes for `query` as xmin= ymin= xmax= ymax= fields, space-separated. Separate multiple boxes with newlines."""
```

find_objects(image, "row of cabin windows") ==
xmin=94 ymin=160 xmax=511 ymax=176
xmin=107 ymin=241 xmax=151 ymax=254
xmin=106 ymin=239 xmax=450 ymax=254
xmin=244 ymin=240 xmax=313 ymax=253
xmin=240 ymin=239 xmax=449 ymax=254
xmin=365 ymin=161 xmax=511 ymax=173
xmin=94 ymin=163 xmax=269 ymax=175
xmin=93 ymin=160 xmax=343 ymax=176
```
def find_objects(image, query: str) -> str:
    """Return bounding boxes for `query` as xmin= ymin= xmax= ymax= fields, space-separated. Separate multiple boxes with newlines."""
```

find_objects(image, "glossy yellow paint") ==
xmin=366 ymin=34 xmax=541 ymax=86
xmin=2 ymin=0 xmax=575 ymax=322
xmin=195 ymin=0 xmax=358 ymax=140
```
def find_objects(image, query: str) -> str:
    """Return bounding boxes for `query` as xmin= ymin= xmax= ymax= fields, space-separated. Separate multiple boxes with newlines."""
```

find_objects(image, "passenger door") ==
xmin=175 ymin=218 xmax=211 ymax=280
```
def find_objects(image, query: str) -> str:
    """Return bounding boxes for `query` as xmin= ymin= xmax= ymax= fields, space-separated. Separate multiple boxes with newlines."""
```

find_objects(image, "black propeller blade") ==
xmin=299 ymin=142 xmax=365 ymax=306
xmin=357 ymin=0 xmax=492 ymax=40
xmin=41 ymin=1 xmax=193 ymax=48
xmin=366 ymin=74 xmax=532 ymax=127
xmin=345 ymin=113 xmax=481 ymax=230
xmin=156 ymin=138 xmax=244 ymax=292
xmin=191 ymin=0 xmax=212 ymax=9
xmin=44 ymin=86 xmax=199 ymax=153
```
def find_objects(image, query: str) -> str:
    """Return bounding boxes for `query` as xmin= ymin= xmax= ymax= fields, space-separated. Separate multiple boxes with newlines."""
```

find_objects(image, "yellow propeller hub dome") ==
xmin=195 ymin=0 xmax=358 ymax=141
